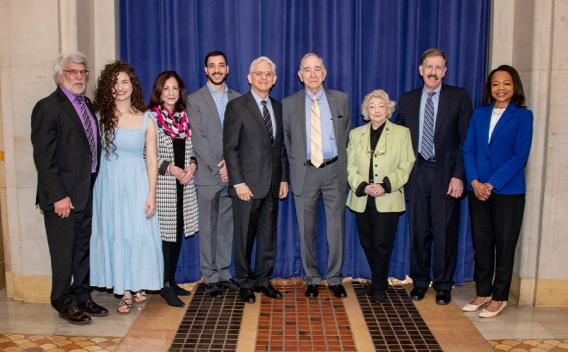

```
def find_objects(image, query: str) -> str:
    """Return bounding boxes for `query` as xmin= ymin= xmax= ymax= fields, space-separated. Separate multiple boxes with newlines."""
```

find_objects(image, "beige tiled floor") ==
xmin=1 ymin=280 xmax=568 ymax=351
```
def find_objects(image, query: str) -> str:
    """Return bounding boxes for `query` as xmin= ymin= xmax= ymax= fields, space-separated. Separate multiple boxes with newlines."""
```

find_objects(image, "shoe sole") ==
xmin=59 ymin=315 xmax=92 ymax=324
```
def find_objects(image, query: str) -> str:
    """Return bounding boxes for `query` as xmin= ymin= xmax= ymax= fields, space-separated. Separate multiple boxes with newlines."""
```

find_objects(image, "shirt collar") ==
xmin=59 ymin=85 xmax=84 ymax=102
xmin=207 ymin=82 xmax=228 ymax=96
xmin=305 ymin=87 xmax=325 ymax=101
xmin=251 ymin=89 xmax=270 ymax=105
xmin=422 ymin=84 xmax=442 ymax=96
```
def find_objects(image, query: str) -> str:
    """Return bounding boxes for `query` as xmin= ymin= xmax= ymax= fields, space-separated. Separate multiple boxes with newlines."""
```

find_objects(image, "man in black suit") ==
xmin=31 ymin=52 xmax=108 ymax=324
xmin=223 ymin=56 xmax=289 ymax=303
xmin=396 ymin=48 xmax=473 ymax=305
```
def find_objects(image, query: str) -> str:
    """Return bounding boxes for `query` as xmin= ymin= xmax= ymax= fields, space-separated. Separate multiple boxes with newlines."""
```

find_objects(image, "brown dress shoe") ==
xmin=78 ymin=299 xmax=109 ymax=316
xmin=59 ymin=306 xmax=92 ymax=324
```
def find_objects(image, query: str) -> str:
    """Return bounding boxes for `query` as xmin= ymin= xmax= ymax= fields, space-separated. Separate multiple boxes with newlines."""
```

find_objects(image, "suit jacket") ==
xmin=282 ymin=88 xmax=352 ymax=195
xmin=31 ymin=86 xmax=101 ymax=212
xmin=346 ymin=120 xmax=415 ymax=213
xmin=395 ymin=83 xmax=473 ymax=201
xmin=223 ymin=91 xmax=289 ymax=199
xmin=187 ymin=84 xmax=241 ymax=186
xmin=463 ymin=102 xmax=533 ymax=195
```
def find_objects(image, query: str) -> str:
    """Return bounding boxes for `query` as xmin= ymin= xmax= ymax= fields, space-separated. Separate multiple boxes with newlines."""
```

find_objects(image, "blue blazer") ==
xmin=463 ymin=102 xmax=533 ymax=195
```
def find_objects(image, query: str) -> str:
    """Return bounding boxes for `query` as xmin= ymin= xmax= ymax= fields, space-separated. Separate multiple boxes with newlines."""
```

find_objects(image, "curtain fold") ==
xmin=119 ymin=0 xmax=490 ymax=284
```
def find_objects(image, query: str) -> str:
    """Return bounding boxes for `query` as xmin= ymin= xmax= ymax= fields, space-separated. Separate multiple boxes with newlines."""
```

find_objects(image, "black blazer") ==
xmin=223 ymin=91 xmax=289 ymax=199
xmin=395 ymin=83 xmax=473 ymax=201
xmin=31 ymin=87 xmax=102 ymax=212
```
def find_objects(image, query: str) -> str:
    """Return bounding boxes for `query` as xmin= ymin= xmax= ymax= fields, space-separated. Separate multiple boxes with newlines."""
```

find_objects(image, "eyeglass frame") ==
xmin=251 ymin=71 xmax=275 ymax=78
xmin=366 ymin=129 xmax=387 ymax=156
xmin=63 ymin=69 xmax=90 ymax=77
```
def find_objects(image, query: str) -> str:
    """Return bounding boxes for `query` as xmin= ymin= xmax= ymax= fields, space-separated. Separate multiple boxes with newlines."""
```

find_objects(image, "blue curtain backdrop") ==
xmin=119 ymin=0 xmax=489 ymax=285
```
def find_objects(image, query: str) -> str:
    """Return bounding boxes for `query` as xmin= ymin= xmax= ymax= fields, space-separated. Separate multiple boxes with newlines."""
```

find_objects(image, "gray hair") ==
xmin=361 ymin=89 xmax=396 ymax=121
xmin=299 ymin=53 xmax=326 ymax=72
xmin=53 ymin=51 xmax=88 ymax=85
xmin=249 ymin=56 xmax=276 ymax=75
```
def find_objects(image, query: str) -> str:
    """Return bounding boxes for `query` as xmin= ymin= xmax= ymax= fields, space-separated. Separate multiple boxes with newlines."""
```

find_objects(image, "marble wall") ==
xmin=1 ymin=0 xmax=567 ymax=306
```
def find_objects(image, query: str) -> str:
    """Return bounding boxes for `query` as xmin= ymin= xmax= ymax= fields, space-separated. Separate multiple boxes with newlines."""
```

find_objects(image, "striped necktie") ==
xmin=421 ymin=92 xmax=436 ymax=159
xmin=77 ymin=95 xmax=97 ymax=167
xmin=261 ymin=100 xmax=274 ymax=144
xmin=310 ymin=95 xmax=324 ymax=168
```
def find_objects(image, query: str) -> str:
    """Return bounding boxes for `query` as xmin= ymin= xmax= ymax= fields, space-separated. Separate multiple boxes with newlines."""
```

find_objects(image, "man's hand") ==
xmin=235 ymin=184 xmax=254 ymax=201
xmin=447 ymin=177 xmax=464 ymax=198
xmin=180 ymin=163 xmax=197 ymax=184
xmin=54 ymin=197 xmax=74 ymax=218
xmin=218 ymin=160 xmax=229 ymax=183
xmin=279 ymin=182 xmax=288 ymax=199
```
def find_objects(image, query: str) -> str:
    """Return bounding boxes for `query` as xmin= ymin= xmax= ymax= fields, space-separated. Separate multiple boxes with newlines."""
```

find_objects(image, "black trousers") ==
xmin=355 ymin=199 xmax=401 ymax=293
xmin=43 ymin=192 xmax=93 ymax=312
xmin=232 ymin=191 xmax=278 ymax=289
xmin=468 ymin=191 xmax=525 ymax=301
xmin=162 ymin=180 xmax=184 ymax=285
xmin=408 ymin=159 xmax=461 ymax=291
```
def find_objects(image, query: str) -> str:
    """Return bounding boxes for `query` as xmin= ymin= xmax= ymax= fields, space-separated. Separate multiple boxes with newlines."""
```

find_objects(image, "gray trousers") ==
xmin=293 ymin=162 xmax=345 ymax=286
xmin=196 ymin=183 xmax=234 ymax=283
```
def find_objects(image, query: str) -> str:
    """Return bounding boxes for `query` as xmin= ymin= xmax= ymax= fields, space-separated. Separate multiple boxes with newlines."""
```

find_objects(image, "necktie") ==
xmin=421 ymin=92 xmax=436 ymax=159
xmin=77 ymin=95 xmax=97 ymax=167
xmin=261 ymin=100 xmax=274 ymax=144
xmin=310 ymin=95 xmax=324 ymax=168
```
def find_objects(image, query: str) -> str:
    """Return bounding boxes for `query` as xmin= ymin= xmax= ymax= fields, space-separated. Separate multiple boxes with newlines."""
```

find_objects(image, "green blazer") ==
xmin=346 ymin=119 xmax=415 ymax=213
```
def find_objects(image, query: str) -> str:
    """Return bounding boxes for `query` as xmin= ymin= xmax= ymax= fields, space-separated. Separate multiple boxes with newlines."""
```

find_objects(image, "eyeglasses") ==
xmin=366 ymin=129 xmax=387 ymax=156
xmin=252 ymin=71 xmax=274 ymax=77
xmin=63 ymin=69 xmax=89 ymax=76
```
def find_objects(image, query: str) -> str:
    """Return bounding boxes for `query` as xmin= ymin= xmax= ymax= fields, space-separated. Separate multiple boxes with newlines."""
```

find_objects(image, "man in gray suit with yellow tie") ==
xmin=187 ymin=51 xmax=241 ymax=298
xmin=282 ymin=53 xmax=352 ymax=299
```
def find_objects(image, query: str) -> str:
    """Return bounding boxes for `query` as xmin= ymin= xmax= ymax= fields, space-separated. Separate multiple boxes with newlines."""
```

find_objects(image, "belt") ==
xmin=419 ymin=154 xmax=436 ymax=163
xmin=307 ymin=156 xmax=338 ymax=168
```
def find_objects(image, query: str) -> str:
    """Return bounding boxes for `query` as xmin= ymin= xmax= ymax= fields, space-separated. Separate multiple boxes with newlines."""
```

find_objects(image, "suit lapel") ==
xmin=490 ymin=103 xmax=517 ymax=145
xmin=244 ymin=92 xmax=272 ymax=145
xmin=200 ymin=85 xmax=223 ymax=130
xmin=435 ymin=84 xmax=450 ymax=136
xmin=325 ymin=89 xmax=341 ymax=141
xmin=295 ymin=90 xmax=307 ymax=146
xmin=57 ymin=88 xmax=91 ymax=148
xmin=408 ymin=88 xmax=422 ymax=152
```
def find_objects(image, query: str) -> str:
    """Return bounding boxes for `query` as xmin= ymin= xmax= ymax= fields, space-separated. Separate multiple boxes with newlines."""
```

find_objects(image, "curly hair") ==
xmin=93 ymin=60 xmax=146 ymax=158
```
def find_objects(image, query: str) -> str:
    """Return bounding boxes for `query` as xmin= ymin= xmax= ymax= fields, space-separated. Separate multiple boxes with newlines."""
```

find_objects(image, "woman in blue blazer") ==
xmin=462 ymin=65 xmax=533 ymax=318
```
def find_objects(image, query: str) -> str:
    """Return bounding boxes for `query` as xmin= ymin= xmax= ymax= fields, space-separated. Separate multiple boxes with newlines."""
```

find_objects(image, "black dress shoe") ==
xmin=410 ymin=286 xmax=428 ymax=301
xmin=372 ymin=292 xmax=385 ymax=303
xmin=205 ymin=283 xmax=223 ymax=298
xmin=329 ymin=284 xmax=347 ymax=298
xmin=173 ymin=283 xmax=191 ymax=296
xmin=239 ymin=288 xmax=256 ymax=303
xmin=254 ymin=284 xmax=283 ymax=299
xmin=436 ymin=289 xmax=452 ymax=305
xmin=160 ymin=286 xmax=184 ymax=307
xmin=305 ymin=284 xmax=319 ymax=298
xmin=59 ymin=306 xmax=92 ymax=324
xmin=219 ymin=278 xmax=240 ymax=291
xmin=78 ymin=299 xmax=109 ymax=316
xmin=358 ymin=285 xmax=373 ymax=295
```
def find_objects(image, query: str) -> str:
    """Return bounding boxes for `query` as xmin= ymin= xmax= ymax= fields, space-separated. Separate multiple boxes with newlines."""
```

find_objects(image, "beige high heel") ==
xmin=462 ymin=296 xmax=491 ymax=312
xmin=479 ymin=301 xmax=507 ymax=318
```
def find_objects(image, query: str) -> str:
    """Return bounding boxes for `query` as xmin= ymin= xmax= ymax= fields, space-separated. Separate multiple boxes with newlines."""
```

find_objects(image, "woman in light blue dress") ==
xmin=91 ymin=60 xmax=163 ymax=314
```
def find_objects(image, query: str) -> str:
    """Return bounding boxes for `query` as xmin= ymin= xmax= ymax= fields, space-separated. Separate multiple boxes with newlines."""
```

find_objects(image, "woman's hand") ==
xmin=471 ymin=179 xmax=491 ymax=201
xmin=144 ymin=195 xmax=157 ymax=219
xmin=179 ymin=163 xmax=197 ymax=184
xmin=170 ymin=165 xmax=186 ymax=182
xmin=365 ymin=184 xmax=385 ymax=198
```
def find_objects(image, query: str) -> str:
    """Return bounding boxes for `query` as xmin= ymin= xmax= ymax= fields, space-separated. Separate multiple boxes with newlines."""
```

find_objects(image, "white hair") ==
xmin=361 ymin=89 xmax=396 ymax=121
xmin=53 ymin=51 xmax=88 ymax=85
xmin=249 ymin=56 xmax=276 ymax=75
xmin=299 ymin=53 xmax=326 ymax=72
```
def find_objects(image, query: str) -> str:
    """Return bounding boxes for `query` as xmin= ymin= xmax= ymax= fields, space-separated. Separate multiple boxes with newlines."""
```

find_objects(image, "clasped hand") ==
xmin=170 ymin=164 xmax=196 ymax=184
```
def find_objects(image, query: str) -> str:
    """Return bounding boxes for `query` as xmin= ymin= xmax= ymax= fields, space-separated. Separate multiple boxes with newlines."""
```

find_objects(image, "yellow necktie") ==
xmin=310 ymin=95 xmax=323 ymax=168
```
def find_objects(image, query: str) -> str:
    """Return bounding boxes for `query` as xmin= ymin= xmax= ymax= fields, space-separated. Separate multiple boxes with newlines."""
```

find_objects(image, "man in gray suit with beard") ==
xmin=282 ymin=53 xmax=352 ymax=299
xmin=187 ymin=51 xmax=241 ymax=298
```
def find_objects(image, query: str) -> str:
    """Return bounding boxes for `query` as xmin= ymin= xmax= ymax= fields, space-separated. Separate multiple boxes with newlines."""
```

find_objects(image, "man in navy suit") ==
xmin=396 ymin=48 xmax=473 ymax=305
xmin=31 ymin=52 xmax=108 ymax=324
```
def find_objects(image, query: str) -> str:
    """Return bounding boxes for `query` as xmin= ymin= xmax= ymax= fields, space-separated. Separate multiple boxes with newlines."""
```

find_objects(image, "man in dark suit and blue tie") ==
xmin=31 ymin=52 xmax=108 ymax=324
xmin=223 ymin=56 xmax=289 ymax=303
xmin=396 ymin=48 xmax=473 ymax=305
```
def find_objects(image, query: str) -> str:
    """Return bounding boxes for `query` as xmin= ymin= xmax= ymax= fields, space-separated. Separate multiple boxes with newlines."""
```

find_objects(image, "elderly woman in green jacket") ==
xmin=346 ymin=89 xmax=415 ymax=303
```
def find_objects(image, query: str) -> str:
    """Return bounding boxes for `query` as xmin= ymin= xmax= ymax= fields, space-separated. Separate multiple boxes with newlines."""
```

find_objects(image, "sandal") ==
xmin=133 ymin=290 xmax=147 ymax=303
xmin=117 ymin=296 xmax=133 ymax=315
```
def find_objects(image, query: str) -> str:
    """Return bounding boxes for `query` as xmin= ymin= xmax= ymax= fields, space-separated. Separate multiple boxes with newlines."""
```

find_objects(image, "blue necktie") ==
xmin=421 ymin=92 xmax=435 ymax=159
